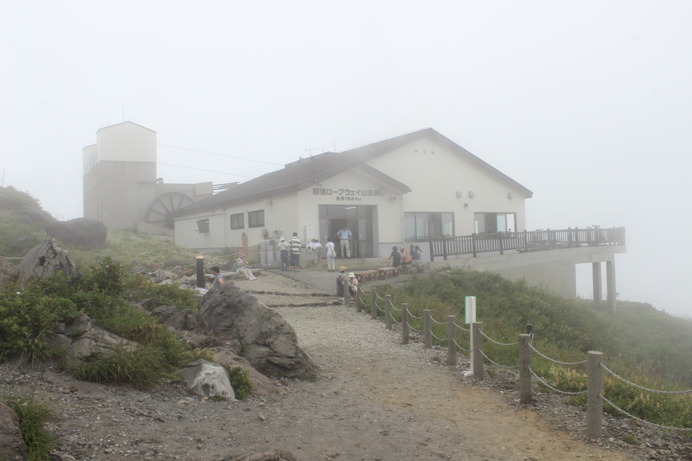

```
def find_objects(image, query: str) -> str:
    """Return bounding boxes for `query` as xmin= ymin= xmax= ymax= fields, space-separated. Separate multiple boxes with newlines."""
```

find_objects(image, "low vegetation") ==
xmin=373 ymin=270 xmax=691 ymax=429
xmin=1 ymin=396 xmax=53 ymax=461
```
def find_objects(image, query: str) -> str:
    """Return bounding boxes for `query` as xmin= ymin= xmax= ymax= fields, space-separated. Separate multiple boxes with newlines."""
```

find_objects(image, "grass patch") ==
xmin=2 ymin=396 xmax=54 ymax=461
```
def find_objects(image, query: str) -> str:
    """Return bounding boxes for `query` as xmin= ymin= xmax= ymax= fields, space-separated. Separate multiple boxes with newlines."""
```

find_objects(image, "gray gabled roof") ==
xmin=175 ymin=127 xmax=532 ymax=217
xmin=175 ymin=152 xmax=410 ymax=216
xmin=343 ymin=127 xmax=533 ymax=197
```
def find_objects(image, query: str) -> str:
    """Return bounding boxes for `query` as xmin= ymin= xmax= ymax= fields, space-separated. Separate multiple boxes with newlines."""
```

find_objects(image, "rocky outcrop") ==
xmin=0 ymin=402 xmax=27 ymax=461
xmin=15 ymin=238 xmax=80 ymax=285
xmin=198 ymin=284 xmax=318 ymax=380
xmin=46 ymin=218 xmax=107 ymax=248
xmin=51 ymin=314 xmax=138 ymax=366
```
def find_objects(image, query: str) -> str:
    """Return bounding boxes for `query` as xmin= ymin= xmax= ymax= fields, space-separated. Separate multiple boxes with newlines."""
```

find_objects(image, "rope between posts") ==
xmin=529 ymin=368 xmax=587 ymax=396
xmin=430 ymin=316 xmax=446 ymax=326
xmin=529 ymin=344 xmax=588 ymax=366
xmin=375 ymin=292 xmax=387 ymax=301
xmin=376 ymin=302 xmax=385 ymax=314
xmin=451 ymin=320 xmax=471 ymax=332
xmin=601 ymin=364 xmax=692 ymax=395
xmin=478 ymin=328 xmax=519 ymax=346
xmin=480 ymin=350 xmax=519 ymax=369
xmin=388 ymin=302 xmax=401 ymax=313
xmin=430 ymin=331 xmax=447 ymax=342
xmin=600 ymin=393 xmax=692 ymax=432
xmin=407 ymin=323 xmax=422 ymax=334
xmin=408 ymin=312 xmax=423 ymax=320
xmin=453 ymin=337 xmax=471 ymax=353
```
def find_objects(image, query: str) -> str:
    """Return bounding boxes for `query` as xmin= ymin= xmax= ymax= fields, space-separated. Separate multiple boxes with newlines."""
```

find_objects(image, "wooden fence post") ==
xmin=472 ymin=322 xmax=484 ymax=380
xmin=385 ymin=295 xmax=393 ymax=330
xmin=446 ymin=315 xmax=457 ymax=366
xmin=356 ymin=286 xmax=362 ymax=312
xmin=519 ymin=333 xmax=532 ymax=404
xmin=402 ymin=303 xmax=409 ymax=344
xmin=424 ymin=310 xmax=432 ymax=349
xmin=586 ymin=351 xmax=604 ymax=439
xmin=370 ymin=288 xmax=377 ymax=319
xmin=195 ymin=256 xmax=205 ymax=288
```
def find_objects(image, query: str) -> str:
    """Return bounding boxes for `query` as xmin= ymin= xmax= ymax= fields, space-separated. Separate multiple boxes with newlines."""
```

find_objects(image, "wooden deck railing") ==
xmin=428 ymin=227 xmax=626 ymax=261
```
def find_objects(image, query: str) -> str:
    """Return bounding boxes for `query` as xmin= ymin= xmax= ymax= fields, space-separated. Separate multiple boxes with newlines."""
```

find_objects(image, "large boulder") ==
xmin=46 ymin=217 xmax=107 ymax=248
xmin=15 ymin=238 xmax=80 ymax=285
xmin=0 ymin=402 xmax=27 ymax=461
xmin=198 ymin=284 xmax=318 ymax=380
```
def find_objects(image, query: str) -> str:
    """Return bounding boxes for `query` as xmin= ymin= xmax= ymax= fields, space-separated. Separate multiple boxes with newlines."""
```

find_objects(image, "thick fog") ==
xmin=1 ymin=1 xmax=691 ymax=317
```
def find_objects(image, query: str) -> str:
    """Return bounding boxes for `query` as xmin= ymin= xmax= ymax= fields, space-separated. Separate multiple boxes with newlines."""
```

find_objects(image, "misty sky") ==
xmin=1 ymin=1 xmax=691 ymax=318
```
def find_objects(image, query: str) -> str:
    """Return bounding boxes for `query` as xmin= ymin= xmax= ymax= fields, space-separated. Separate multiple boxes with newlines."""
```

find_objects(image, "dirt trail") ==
xmin=0 ymin=273 xmax=643 ymax=461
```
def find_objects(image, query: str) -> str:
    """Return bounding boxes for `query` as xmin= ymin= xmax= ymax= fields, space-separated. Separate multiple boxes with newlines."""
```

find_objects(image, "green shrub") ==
xmin=2 ymin=396 xmax=54 ymax=461
xmin=126 ymin=274 xmax=197 ymax=311
xmin=0 ymin=286 xmax=78 ymax=362
xmin=225 ymin=366 xmax=252 ymax=400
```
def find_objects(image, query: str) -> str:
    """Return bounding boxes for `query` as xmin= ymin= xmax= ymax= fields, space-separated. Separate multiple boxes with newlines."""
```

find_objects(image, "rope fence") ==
xmin=350 ymin=286 xmax=692 ymax=438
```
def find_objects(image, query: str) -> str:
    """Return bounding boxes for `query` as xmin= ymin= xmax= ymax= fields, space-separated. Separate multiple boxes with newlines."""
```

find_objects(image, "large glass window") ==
xmin=405 ymin=212 xmax=454 ymax=240
xmin=230 ymin=213 xmax=244 ymax=229
xmin=474 ymin=213 xmax=516 ymax=233
xmin=248 ymin=210 xmax=265 ymax=228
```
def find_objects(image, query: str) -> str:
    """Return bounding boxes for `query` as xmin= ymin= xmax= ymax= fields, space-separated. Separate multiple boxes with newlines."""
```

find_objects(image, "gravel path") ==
xmin=1 ymin=271 xmax=687 ymax=460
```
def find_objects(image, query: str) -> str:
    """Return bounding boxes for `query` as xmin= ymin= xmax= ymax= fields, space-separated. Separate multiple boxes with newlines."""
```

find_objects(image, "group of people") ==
xmin=277 ymin=232 xmax=304 ymax=271
xmin=388 ymin=244 xmax=424 ymax=273
xmin=276 ymin=227 xmax=352 ymax=273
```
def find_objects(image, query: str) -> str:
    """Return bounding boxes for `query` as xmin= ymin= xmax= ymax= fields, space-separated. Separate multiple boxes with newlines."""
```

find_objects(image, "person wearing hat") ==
xmin=325 ymin=237 xmax=336 ymax=272
xmin=306 ymin=237 xmax=322 ymax=265
xmin=336 ymin=265 xmax=347 ymax=300
xmin=347 ymin=271 xmax=359 ymax=299
xmin=278 ymin=236 xmax=290 ymax=271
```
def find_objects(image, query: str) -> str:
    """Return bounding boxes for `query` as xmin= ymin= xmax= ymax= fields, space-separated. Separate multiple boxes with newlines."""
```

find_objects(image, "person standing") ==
xmin=278 ymin=237 xmax=290 ymax=271
xmin=325 ymin=238 xmax=336 ymax=272
xmin=413 ymin=245 xmax=424 ymax=272
xmin=289 ymin=232 xmax=302 ymax=270
xmin=336 ymin=265 xmax=347 ymax=301
xmin=306 ymin=237 xmax=322 ymax=265
xmin=388 ymin=245 xmax=401 ymax=268
xmin=211 ymin=266 xmax=224 ymax=289
xmin=400 ymin=245 xmax=412 ymax=273
xmin=337 ymin=226 xmax=352 ymax=258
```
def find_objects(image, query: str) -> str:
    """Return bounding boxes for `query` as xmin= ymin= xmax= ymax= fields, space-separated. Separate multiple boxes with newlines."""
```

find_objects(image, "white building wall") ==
xmin=364 ymin=137 xmax=528 ymax=234
xmin=96 ymin=122 xmax=157 ymax=164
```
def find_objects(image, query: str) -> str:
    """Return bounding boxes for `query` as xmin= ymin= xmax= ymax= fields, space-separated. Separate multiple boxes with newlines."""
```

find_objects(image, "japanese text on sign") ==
xmin=313 ymin=187 xmax=384 ymax=201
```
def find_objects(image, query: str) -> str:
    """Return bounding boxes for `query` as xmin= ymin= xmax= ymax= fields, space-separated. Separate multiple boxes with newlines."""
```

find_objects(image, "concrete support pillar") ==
xmin=606 ymin=260 xmax=617 ymax=312
xmin=592 ymin=262 xmax=602 ymax=307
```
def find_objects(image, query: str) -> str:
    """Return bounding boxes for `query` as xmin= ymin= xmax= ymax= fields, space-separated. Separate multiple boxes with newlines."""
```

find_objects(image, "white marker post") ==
xmin=465 ymin=296 xmax=477 ymax=375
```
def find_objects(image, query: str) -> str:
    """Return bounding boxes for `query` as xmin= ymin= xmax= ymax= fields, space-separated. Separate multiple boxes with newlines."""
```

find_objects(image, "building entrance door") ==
xmin=319 ymin=205 xmax=376 ymax=258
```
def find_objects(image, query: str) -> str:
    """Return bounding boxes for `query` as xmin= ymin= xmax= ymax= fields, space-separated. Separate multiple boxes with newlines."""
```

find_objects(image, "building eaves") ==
xmin=175 ymin=154 xmax=410 ymax=217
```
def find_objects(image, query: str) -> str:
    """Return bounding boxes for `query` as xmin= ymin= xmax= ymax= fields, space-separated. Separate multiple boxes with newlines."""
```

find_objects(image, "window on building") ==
xmin=248 ymin=210 xmax=265 ymax=228
xmin=474 ymin=213 xmax=516 ymax=233
xmin=404 ymin=212 xmax=454 ymax=240
xmin=197 ymin=219 xmax=210 ymax=233
xmin=230 ymin=213 xmax=244 ymax=229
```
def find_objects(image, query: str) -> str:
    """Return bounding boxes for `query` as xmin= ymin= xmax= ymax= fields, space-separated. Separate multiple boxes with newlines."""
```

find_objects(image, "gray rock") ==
xmin=0 ymin=402 xmax=27 ymax=461
xmin=51 ymin=314 xmax=138 ymax=366
xmin=213 ymin=349 xmax=277 ymax=397
xmin=15 ymin=238 xmax=80 ymax=285
xmin=176 ymin=359 xmax=235 ymax=400
xmin=198 ymin=284 xmax=318 ymax=380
